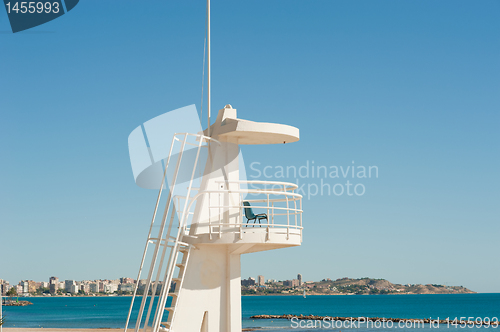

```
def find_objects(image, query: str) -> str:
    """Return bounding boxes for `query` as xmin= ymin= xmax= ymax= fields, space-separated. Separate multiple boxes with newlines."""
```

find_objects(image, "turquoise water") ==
xmin=2 ymin=294 xmax=499 ymax=330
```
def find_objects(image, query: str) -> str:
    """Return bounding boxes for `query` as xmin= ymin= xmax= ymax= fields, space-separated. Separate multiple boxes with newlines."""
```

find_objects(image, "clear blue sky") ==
xmin=1 ymin=1 xmax=499 ymax=292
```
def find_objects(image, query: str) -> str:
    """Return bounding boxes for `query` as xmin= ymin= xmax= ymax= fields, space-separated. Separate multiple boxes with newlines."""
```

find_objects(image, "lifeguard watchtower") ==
xmin=124 ymin=0 xmax=303 ymax=330
xmin=124 ymin=104 xmax=303 ymax=332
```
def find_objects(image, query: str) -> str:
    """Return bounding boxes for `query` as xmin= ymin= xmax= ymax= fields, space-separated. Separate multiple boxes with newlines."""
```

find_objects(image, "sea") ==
xmin=2 ymin=294 xmax=499 ymax=331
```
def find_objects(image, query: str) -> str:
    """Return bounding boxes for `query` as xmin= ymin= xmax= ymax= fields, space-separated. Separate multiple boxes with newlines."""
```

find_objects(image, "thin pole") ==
xmin=207 ymin=0 xmax=211 ymax=137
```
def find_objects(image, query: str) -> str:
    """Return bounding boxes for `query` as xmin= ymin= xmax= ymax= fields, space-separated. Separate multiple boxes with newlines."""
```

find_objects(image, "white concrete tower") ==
xmin=125 ymin=1 xmax=302 ymax=331
xmin=125 ymin=104 xmax=303 ymax=332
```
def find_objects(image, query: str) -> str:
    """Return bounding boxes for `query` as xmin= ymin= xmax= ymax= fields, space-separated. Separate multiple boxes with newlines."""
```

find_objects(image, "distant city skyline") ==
xmin=0 ymin=272 xmax=479 ymax=296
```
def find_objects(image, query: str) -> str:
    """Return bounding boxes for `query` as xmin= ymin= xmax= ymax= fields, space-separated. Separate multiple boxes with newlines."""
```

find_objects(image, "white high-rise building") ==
xmin=104 ymin=283 xmax=118 ymax=293
xmin=70 ymin=284 xmax=79 ymax=294
xmin=20 ymin=281 xmax=29 ymax=294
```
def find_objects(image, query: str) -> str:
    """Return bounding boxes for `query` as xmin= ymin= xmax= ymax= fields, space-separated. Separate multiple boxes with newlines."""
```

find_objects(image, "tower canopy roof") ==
xmin=207 ymin=105 xmax=300 ymax=145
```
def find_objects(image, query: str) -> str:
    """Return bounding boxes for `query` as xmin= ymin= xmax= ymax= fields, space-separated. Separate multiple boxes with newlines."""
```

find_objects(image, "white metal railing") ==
xmin=180 ymin=180 xmax=303 ymax=241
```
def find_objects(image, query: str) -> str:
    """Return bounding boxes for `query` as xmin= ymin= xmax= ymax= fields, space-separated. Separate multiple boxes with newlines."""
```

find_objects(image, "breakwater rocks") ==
xmin=3 ymin=300 xmax=33 ymax=306
xmin=250 ymin=315 xmax=499 ymax=326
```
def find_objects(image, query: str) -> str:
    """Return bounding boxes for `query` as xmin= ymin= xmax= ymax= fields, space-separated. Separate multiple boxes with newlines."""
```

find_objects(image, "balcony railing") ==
xmin=176 ymin=180 xmax=303 ymax=242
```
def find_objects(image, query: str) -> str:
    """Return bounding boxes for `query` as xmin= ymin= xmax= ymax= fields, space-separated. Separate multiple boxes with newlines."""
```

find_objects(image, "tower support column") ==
xmin=226 ymin=249 xmax=242 ymax=332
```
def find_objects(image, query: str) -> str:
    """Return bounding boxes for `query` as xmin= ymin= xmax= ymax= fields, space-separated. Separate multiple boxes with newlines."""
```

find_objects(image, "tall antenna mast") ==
xmin=207 ymin=0 xmax=211 ymax=137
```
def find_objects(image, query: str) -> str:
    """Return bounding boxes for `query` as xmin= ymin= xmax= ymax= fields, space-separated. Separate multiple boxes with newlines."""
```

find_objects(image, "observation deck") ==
xmin=177 ymin=180 xmax=303 ymax=253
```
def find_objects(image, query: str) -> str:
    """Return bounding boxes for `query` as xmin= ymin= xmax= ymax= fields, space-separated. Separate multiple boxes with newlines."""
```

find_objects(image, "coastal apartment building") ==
xmin=104 ymin=283 xmax=118 ymax=293
xmin=70 ymin=284 xmax=79 ymax=294
xmin=65 ymin=280 xmax=76 ymax=293
xmin=49 ymin=276 xmax=59 ymax=288
xmin=120 ymin=277 xmax=134 ymax=284
xmin=49 ymin=277 xmax=59 ymax=294
xmin=28 ymin=280 xmax=37 ymax=293
xmin=20 ymin=280 xmax=29 ymax=294
xmin=80 ymin=284 xmax=90 ymax=294
xmin=119 ymin=284 xmax=134 ymax=292
xmin=17 ymin=280 xmax=37 ymax=294
xmin=241 ymin=277 xmax=256 ymax=286
xmin=257 ymin=275 xmax=265 ymax=286
xmin=49 ymin=283 xmax=58 ymax=294
xmin=283 ymin=279 xmax=300 ymax=288
xmin=89 ymin=283 xmax=99 ymax=293
xmin=0 ymin=281 xmax=12 ymax=296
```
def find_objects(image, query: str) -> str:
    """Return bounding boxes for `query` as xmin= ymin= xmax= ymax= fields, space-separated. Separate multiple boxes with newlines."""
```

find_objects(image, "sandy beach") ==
xmin=3 ymin=329 xmax=122 ymax=332
xmin=2 ymin=330 xmax=254 ymax=332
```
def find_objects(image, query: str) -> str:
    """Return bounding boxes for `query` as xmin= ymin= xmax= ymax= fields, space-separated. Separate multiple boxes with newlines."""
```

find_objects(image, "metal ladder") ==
xmin=161 ymin=243 xmax=191 ymax=331
xmin=124 ymin=133 xmax=219 ymax=332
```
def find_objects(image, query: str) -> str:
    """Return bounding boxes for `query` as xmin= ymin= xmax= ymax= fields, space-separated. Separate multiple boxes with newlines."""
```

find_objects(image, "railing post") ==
xmin=209 ymin=193 xmax=212 ymax=240
xmin=300 ymin=198 xmax=303 ymax=241
xmin=285 ymin=187 xmax=290 ymax=240
xmin=266 ymin=194 xmax=270 ymax=227
xmin=218 ymin=192 xmax=222 ymax=238
xmin=239 ymin=193 xmax=243 ymax=239
xmin=294 ymin=198 xmax=297 ymax=227
xmin=271 ymin=202 xmax=274 ymax=225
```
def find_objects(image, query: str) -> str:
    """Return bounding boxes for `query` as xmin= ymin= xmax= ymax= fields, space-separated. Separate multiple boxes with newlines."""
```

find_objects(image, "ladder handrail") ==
xmin=125 ymin=128 xmax=177 ymax=332
xmin=136 ymin=134 xmax=188 ymax=332
xmin=143 ymin=203 xmax=179 ymax=331
xmin=152 ymin=133 xmax=205 ymax=332
xmin=128 ymin=132 xmax=220 ymax=332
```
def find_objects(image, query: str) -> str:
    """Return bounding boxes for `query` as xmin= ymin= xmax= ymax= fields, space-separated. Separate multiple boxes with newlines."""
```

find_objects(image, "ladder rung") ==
xmin=165 ymin=307 xmax=175 ymax=312
xmin=170 ymin=291 xmax=180 ymax=298
xmin=172 ymin=278 xmax=182 ymax=283
xmin=176 ymin=263 xmax=186 ymax=268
